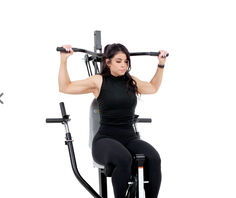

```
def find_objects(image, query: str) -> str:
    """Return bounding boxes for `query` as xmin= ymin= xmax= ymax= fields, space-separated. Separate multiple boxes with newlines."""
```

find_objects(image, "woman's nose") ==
xmin=121 ymin=62 xmax=127 ymax=67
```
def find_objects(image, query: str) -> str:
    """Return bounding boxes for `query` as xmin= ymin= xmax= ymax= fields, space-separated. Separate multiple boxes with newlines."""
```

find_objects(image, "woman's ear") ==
xmin=106 ymin=58 xmax=111 ymax=67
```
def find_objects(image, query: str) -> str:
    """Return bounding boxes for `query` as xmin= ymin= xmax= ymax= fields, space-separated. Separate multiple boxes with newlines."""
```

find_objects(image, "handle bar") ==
xmin=56 ymin=47 xmax=169 ymax=57
xmin=46 ymin=118 xmax=64 ymax=123
xmin=136 ymin=118 xmax=152 ymax=123
xmin=46 ymin=102 xmax=70 ymax=123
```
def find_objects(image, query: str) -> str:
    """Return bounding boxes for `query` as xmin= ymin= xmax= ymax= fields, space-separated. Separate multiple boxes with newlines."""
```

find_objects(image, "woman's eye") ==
xmin=116 ymin=61 xmax=128 ymax=64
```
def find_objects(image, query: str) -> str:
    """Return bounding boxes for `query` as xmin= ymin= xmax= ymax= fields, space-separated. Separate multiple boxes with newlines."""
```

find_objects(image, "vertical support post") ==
xmin=94 ymin=30 xmax=102 ymax=52
xmin=98 ymin=169 xmax=108 ymax=198
xmin=135 ymin=154 xmax=146 ymax=198
xmin=94 ymin=30 xmax=102 ymax=73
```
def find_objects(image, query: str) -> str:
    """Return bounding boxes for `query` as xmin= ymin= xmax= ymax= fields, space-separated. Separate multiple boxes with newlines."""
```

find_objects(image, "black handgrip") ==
xmin=56 ymin=47 xmax=66 ymax=52
xmin=60 ymin=102 xmax=67 ymax=118
xmin=136 ymin=118 xmax=152 ymax=123
xmin=46 ymin=118 xmax=64 ymax=123
xmin=57 ymin=47 xmax=76 ymax=53
xmin=150 ymin=52 xmax=169 ymax=57
xmin=131 ymin=52 xmax=169 ymax=57
xmin=56 ymin=47 xmax=102 ymax=57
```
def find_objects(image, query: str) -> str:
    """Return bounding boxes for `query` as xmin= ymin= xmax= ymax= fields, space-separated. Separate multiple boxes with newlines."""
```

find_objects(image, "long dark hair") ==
xmin=99 ymin=43 xmax=140 ymax=96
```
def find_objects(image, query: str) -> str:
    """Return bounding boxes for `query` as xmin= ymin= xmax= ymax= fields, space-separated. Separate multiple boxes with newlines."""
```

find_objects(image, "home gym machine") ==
xmin=46 ymin=30 xmax=169 ymax=198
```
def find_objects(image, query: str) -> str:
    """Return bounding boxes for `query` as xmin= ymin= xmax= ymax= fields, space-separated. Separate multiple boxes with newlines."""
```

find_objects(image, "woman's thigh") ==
xmin=92 ymin=136 xmax=133 ymax=166
xmin=125 ymin=139 xmax=161 ymax=162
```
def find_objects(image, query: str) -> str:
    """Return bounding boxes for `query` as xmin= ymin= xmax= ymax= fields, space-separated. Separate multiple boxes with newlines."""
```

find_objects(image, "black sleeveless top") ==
xmin=97 ymin=74 xmax=137 ymax=126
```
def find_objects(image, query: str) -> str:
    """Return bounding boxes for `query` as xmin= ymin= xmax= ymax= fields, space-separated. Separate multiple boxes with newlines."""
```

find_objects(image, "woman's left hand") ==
xmin=158 ymin=50 xmax=168 ymax=65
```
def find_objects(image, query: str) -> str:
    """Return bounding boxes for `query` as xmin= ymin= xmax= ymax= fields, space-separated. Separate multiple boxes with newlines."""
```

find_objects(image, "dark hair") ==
xmin=99 ymin=43 xmax=140 ymax=96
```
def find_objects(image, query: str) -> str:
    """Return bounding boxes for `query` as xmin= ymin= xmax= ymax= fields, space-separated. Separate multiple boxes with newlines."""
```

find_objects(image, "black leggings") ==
xmin=92 ymin=124 xmax=162 ymax=198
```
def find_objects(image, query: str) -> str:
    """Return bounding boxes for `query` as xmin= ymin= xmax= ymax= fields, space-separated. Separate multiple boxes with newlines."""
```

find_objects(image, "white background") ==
xmin=0 ymin=0 xmax=235 ymax=198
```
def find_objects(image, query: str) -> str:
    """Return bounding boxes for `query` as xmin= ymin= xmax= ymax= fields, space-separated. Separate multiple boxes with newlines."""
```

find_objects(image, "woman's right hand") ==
xmin=60 ymin=45 xmax=74 ymax=61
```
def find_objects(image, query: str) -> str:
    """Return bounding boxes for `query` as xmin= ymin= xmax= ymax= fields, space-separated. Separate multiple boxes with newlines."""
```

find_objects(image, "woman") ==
xmin=59 ymin=43 xmax=168 ymax=198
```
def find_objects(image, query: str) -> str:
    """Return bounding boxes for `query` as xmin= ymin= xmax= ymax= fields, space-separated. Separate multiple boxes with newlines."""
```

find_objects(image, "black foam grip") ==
xmin=152 ymin=52 xmax=169 ymax=57
xmin=60 ymin=102 xmax=67 ymax=117
xmin=46 ymin=118 xmax=64 ymax=123
xmin=136 ymin=118 xmax=152 ymax=123
xmin=57 ymin=47 xmax=69 ymax=53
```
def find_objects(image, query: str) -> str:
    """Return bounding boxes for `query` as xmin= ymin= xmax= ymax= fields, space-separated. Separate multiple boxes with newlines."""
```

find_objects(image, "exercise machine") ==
xmin=46 ymin=102 xmax=151 ymax=198
xmin=46 ymin=30 xmax=169 ymax=198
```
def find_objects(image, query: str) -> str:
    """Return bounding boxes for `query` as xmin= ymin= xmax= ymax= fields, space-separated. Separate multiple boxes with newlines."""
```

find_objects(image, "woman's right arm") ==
xmin=58 ymin=45 xmax=98 ymax=95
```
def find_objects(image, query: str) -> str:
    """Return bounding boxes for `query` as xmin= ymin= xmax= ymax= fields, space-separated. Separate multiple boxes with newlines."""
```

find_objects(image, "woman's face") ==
xmin=106 ymin=52 xmax=129 ymax=77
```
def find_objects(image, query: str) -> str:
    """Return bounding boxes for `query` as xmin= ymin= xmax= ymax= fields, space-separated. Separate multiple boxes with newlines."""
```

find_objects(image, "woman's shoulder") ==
xmin=94 ymin=74 xmax=103 ymax=81
xmin=92 ymin=74 xmax=103 ymax=99
xmin=130 ymin=75 xmax=138 ymax=81
xmin=93 ymin=74 xmax=103 ymax=89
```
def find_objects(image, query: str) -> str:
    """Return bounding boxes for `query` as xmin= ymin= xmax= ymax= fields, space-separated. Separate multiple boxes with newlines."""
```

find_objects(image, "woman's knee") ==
xmin=114 ymin=151 xmax=133 ymax=168
xmin=147 ymin=149 xmax=161 ymax=167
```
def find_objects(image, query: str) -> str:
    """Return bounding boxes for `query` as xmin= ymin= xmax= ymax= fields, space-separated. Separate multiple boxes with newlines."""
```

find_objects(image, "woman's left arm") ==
xmin=131 ymin=50 xmax=168 ymax=94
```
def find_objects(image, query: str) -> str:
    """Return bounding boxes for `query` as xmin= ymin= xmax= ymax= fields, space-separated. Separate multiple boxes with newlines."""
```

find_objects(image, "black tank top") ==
xmin=97 ymin=74 xmax=137 ymax=126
